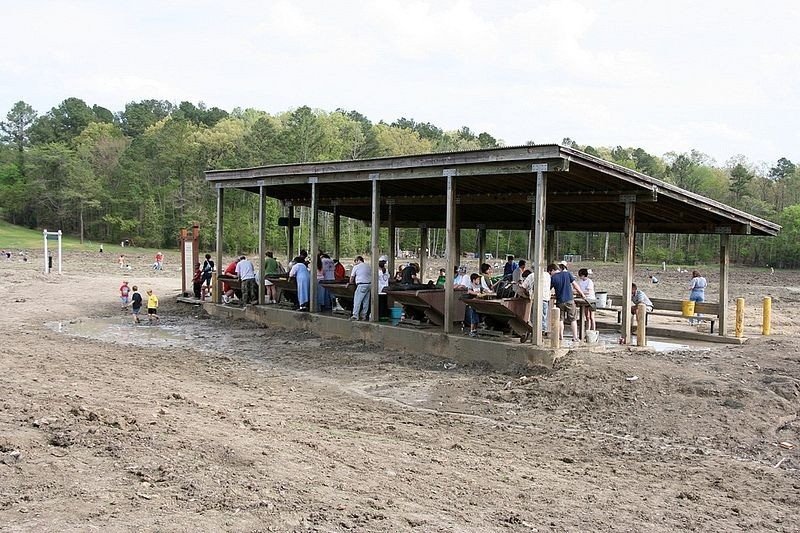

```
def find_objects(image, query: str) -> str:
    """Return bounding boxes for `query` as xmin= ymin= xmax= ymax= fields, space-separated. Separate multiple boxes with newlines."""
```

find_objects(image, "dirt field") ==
xmin=1 ymin=251 xmax=798 ymax=532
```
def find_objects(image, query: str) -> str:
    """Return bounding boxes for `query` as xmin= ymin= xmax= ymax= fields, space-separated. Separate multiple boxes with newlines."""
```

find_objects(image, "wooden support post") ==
xmin=333 ymin=204 xmax=341 ymax=262
xmin=718 ymin=234 xmax=729 ymax=335
xmin=287 ymin=203 xmax=295 ymax=261
xmin=419 ymin=225 xmax=429 ymax=282
xmin=636 ymin=303 xmax=647 ymax=346
xmin=309 ymin=180 xmax=319 ymax=313
xmin=370 ymin=175 xmax=380 ymax=322
xmin=735 ymin=298 xmax=745 ymax=338
xmin=549 ymin=306 xmax=561 ymax=349
xmin=444 ymin=170 xmax=457 ymax=333
xmin=546 ymin=229 xmax=556 ymax=264
xmin=621 ymin=202 xmax=636 ymax=344
xmin=258 ymin=185 xmax=266 ymax=305
xmin=531 ymin=164 xmax=547 ymax=346
xmin=762 ymin=297 xmax=772 ymax=335
xmin=477 ymin=225 xmax=486 ymax=268
xmin=388 ymin=201 xmax=396 ymax=275
xmin=214 ymin=187 xmax=224 ymax=304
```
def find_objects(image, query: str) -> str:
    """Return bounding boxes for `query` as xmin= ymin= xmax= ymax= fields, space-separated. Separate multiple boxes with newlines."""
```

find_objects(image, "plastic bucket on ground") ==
xmin=596 ymin=291 xmax=608 ymax=308
xmin=390 ymin=306 xmax=403 ymax=325
xmin=585 ymin=330 xmax=600 ymax=344
xmin=681 ymin=300 xmax=695 ymax=317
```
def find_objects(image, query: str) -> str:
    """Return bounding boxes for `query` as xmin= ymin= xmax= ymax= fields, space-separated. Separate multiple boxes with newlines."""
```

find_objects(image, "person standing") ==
xmin=119 ymin=280 xmax=131 ymax=309
xmin=503 ymin=255 xmax=517 ymax=278
xmin=201 ymin=254 xmax=215 ymax=289
xmin=235 ymin=255 xmax=257 ymax=305
xmin=146 ymin=289 xmax=160 ymax=323
xmin=512 ymin=260 xmax=526 ymax=283
xmin=688 ymin=270 xmax=707 ymax=325
xmin=577 ymin=268 xmax=596 ymax=331
xmin=192 ymin=262 xmax=203 ymax=298
xmin=99 ymin=243 xmax=104 ymax=253
xmin=549 ymin=263 xmax=586 ymax=343
xmin=289 ymin=255 xmax=311 ymax=311
xmin=154 ymin=251 xmax=164 ymax=271
xmin=221 ymin=257 xmax=242 ymax=304
xmin=263 ymin=251 xmax=281 ymax=304
xmin=349 ymin=256 xmax=372 ymax=320
xmin=522 ymin=267 xmax=552 ymax=336
xmin=130 ymin=286 xmax=143 ymax=324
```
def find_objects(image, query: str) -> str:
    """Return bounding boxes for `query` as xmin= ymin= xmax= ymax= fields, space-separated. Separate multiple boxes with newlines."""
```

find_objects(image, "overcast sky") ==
xmin=2 ymin=0 xmax=797 ymax=166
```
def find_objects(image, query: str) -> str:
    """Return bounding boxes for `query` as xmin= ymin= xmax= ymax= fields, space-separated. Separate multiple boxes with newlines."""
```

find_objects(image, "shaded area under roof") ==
xmin=205 ymin=144 xmax=780 ymax=236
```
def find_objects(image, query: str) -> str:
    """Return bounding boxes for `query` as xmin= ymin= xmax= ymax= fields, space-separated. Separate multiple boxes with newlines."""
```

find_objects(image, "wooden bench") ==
xmin=464 ymin=296 xmax=532 ymax=340
xmin=647 ymin=298 xmax=720 ymax=333
xmin=596 ymin=294 xmax=720 ymax=333
xmin=385 ymin=288 xmax=467 ymax=327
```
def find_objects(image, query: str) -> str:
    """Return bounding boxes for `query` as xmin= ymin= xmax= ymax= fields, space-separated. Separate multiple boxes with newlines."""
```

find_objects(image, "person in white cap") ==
xmin=558 ymin=260 xmax=569 ymax=272
xmin=377 ymin=255 xmax=390 ymax=292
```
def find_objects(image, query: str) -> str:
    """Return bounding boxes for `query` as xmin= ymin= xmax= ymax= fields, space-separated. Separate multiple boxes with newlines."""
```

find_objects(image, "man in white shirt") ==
xmin=235 ymin=255 xmax=257 ymax=305
xmin=349 ymin=256 xmax=372 ymax=320
xmin=521 ymin=267 xmax=552 ymax=335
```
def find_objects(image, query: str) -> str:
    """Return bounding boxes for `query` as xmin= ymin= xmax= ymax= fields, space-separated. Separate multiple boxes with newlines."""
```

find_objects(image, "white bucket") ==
xmin=586 ymin=330 xmax=600 ymax=344
xmin=596 ymin=291 xmax=608 ymax=308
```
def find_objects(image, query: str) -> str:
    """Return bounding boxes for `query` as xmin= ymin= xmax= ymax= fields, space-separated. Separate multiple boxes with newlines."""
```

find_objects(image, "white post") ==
xmin=57 ymin=230 xmax=63 ymax=274
xmin=43 ymin=229 xmax=48 ymax=274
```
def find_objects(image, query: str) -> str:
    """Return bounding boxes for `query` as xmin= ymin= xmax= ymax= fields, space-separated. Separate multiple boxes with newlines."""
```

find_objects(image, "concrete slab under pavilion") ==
xmin=204 ymin=144 xmax=779 ymax=363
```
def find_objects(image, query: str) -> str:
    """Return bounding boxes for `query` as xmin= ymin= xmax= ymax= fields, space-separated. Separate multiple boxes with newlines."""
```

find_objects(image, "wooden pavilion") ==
xmin=205 ymin=144 xmax=779 ymax=347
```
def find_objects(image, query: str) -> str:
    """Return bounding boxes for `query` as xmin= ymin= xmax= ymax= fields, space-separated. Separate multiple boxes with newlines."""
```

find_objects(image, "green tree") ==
xmin=729 ymin=163 xmax=753 ymax=203
xmin=117 ymin=99 xmax=174 ymax=137
xmin=30 ymin=97 xmax=100 ymax=144
xmin=1 ymin=101 xmax=38 ymax=157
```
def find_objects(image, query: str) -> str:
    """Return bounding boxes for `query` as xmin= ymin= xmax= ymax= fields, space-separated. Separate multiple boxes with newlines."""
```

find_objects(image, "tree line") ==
xmin=0 ymin=97 xmax=797 ymax=267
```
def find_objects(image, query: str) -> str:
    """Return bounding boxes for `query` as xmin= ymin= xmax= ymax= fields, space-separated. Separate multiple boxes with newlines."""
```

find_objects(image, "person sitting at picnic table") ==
xmin=464 ymin=273 xmax=493 ymax=337
xmin=453 ymin=265 xmax=470 ymax=289
xmin=630 ymin=283 xmax=654 ymax=323
xmin=221 ymin=257 xmax=242 ymax=304
xmin=399 ymin=262 xmax=421 ymax=286
xmin=480 ymin=263 xmax=500 ymax=291
xmin=333 ymin=259 xmax=346 ymax=281
xmin=435 ymin=268 xmax=446 ymax=287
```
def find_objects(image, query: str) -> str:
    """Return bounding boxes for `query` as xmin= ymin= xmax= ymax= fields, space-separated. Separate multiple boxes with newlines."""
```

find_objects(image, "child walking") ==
xmin=130 ymin=286 xmax=143 ymax=324
xmin=119 ymin=280 xmax=131 ymax=309
xmin=146 ymin=289 xmax=160 ymax=323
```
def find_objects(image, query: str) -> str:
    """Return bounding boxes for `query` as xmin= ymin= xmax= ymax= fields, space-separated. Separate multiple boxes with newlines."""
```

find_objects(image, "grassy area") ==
xmin=0 ymin=220 xmax=120 ymax=252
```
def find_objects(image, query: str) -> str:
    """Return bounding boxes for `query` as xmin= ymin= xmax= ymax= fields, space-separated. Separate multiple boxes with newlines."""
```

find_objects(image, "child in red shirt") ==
xmin=119 ymin=280 xmax=131 ymax=309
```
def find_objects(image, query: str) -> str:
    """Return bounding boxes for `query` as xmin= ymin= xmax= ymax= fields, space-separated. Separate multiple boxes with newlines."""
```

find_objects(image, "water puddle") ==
xmin=592 ymin=332 xmax=710 ymax=352
xmin=47 ymin=317 xmax=198 ymax=350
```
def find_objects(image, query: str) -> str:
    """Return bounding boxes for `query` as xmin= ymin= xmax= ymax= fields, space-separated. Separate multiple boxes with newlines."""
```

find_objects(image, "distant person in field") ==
xmin=99 ymin=243 xmax=103 ymax=253
xmin=146 ymin=289 xmax=160 ymax=323
xmin=119 ymin=280 xmax=131 ymax=309
xmin=130 ymin=286 xmax=142 ymax=324
xmin=118 ymin=254 xmax=125 ymax=268
xmin=153 ymin=251 xmax=164 ymax=270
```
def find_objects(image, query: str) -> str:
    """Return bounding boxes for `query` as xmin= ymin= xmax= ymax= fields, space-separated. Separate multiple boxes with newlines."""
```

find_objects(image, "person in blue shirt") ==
xmin=548 ymin=263 xmax=586 ymax=342
xmin=503 ymin=255 xmax=518 ymax=278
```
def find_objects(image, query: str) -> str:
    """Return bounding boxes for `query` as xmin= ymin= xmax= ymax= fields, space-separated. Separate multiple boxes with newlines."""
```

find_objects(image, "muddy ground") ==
xmin=0 ymin=251 xmax=798 ymax=532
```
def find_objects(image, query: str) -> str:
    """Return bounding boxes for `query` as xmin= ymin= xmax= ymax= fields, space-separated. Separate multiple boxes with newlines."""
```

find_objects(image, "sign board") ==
xmin=278 ymin=217 xmax=301 ymax=227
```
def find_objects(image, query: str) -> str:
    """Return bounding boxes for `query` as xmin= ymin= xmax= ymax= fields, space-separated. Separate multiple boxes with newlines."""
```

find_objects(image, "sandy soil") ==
xmin=1 ymin=251 xmax=798 ymax=532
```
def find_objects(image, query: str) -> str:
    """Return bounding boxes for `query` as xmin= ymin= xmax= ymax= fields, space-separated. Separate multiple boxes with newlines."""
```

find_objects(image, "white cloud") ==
xmin=0 ymin=0 xmax=797 ymax=164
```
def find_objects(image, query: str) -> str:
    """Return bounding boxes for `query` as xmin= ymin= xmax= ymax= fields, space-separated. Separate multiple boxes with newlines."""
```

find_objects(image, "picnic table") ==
xmin=464 ymin=295 xmax=532 ymax=339
xmin=385 ymin=288 xmax=467 ymax=327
